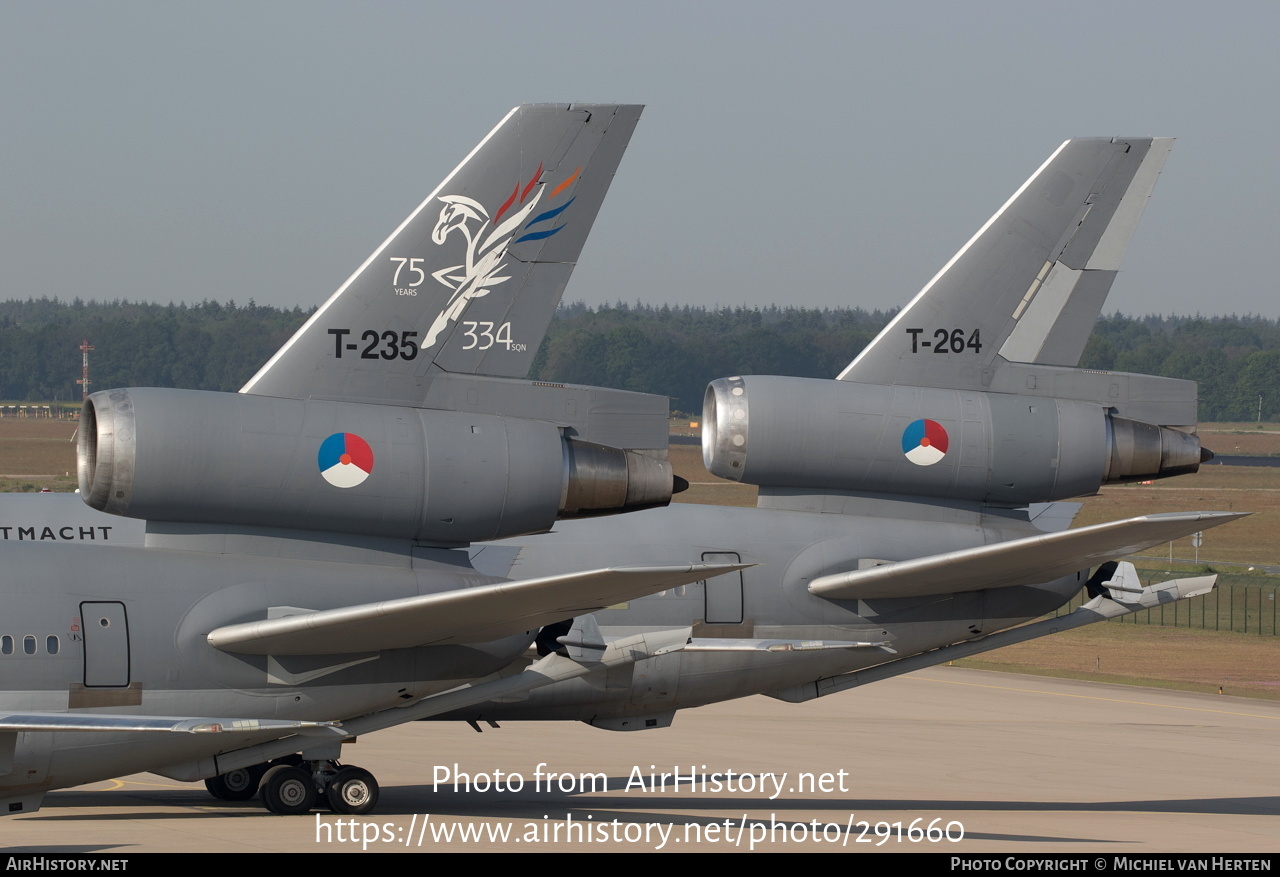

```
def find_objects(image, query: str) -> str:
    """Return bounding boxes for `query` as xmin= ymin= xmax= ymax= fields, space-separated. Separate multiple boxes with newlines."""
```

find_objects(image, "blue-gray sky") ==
xmin=3 ymin=1 xmax=1276 ymax=317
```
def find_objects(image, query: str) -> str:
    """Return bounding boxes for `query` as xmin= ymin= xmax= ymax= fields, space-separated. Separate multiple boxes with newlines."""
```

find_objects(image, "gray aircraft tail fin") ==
xmin=240 ymin=104 xmax=642 ymax=405
xmin=701 ymin=137 xmax=1205 ymax=514
xmin=838 ymin=138 xmax=1172 ymax=389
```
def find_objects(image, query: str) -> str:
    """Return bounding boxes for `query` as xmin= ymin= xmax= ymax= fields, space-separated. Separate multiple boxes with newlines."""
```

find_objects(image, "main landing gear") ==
xmin=204 ymin=757 xmax=380 ymax=815
xmin=203 ymin=764 xmax=267 ymax=801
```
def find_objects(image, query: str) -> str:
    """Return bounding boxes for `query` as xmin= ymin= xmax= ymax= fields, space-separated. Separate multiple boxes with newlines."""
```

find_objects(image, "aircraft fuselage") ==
xmin=456 ymin=501 xmax=1083 ymax=722
xmin=0 ymin=530 xmax=532 ymax=799
xmin=0 ymin=495 xmax=1080 ymax=800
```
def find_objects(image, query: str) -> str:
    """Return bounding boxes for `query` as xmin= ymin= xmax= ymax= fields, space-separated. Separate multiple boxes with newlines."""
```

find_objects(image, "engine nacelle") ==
xmin=703 ymin=376 xmax=1205 ymax=506
xmin=80 ymin=388 xmax=674 ymax=544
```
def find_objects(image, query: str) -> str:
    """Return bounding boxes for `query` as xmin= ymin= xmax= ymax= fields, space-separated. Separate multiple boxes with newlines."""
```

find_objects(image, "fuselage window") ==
xmin=23 ymin=635 xmax=36 ymax=655
xmin=46 ymin=635 xmax=59 ymax=655
xmin=1 ymin=635 xmax=11 ymax=655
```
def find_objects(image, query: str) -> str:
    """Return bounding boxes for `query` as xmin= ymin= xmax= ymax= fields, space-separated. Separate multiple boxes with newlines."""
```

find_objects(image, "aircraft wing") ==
xmin=807 ymin=511 xmax=1243 ymax=600
xmin=208 ymin=563 xmax=744 ymax=655
xmin=0 ymin=714 xmax=340 ymax=735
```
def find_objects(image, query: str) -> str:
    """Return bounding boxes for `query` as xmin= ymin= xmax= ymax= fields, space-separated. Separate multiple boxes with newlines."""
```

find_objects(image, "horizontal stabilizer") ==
xmin=0 ymin=713 xmax=340 ymax=735
xmin=808 ymin=511 xmax=1243 ymax=600
xmin=209 ymin=563 xmax=745 ymax=655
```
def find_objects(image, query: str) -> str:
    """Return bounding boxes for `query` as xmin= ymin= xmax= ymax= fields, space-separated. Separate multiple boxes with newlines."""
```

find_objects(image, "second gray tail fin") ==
xmin=241 ymin=104 xmax=642 ymax=405
xmin=838 ymin=138 xmax=1172 ymax=389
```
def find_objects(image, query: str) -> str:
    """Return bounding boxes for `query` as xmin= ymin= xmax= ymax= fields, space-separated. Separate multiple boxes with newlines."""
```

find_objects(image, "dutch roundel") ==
xmin=901 ymin=419 xmax=949 ymax=466
xmin=317 ymin=432 xmax=375 ymax=488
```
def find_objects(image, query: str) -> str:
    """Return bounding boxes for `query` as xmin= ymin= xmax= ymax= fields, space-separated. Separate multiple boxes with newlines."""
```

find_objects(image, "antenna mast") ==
xmin=76 ymin=339 xmax=94 ymax=400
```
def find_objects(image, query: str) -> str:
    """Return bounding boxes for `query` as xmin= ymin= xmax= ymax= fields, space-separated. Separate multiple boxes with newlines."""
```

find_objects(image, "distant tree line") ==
xmin=1079 ymin=313 xmax=1280 ymax=422
xmin=0 ymin=298 xmax=311 ymax=401
xmin=527 ymin=302 xmax=893 ymax=416
xmin=2 ymin=297 xmax=1279 ymax=422
xmin=531 ymin=304 xmax=1280 ymax=420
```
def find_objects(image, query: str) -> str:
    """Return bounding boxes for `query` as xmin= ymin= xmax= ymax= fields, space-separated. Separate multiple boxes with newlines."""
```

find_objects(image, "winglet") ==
xmin=241 ymin=104 xmax=642 ymax=404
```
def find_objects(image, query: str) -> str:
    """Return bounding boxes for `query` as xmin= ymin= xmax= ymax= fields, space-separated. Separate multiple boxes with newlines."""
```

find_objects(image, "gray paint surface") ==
xmin=840 ymin=138 xmax=1171 ymax=390
xmin=0 ymin=131 xmax=1239 ymax=820
xmin=241 ymin=104 xmax=642 ymax=406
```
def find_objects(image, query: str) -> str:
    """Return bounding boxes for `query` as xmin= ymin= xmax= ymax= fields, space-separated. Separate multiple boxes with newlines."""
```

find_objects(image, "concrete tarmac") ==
xmin=5 ymin=667 xmax=1277 ymax=854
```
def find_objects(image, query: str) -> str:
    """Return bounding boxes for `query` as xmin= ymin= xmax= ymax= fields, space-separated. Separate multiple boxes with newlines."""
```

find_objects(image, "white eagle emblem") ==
xmin=422 ymin=164 xmax=579 ymax=350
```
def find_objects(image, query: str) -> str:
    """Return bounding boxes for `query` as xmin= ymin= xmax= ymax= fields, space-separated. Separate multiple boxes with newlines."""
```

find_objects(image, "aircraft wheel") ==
xmin=325 ymin=766 xmax=379 ymax=815
xmin=204 ymin=764 xmax=266 ymax=801
xmin=260 ymin=765 xmax=317 ymax=815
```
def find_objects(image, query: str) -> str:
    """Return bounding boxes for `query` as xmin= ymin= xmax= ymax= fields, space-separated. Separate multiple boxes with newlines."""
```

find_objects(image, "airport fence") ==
xmin=1054 ymin=574 xmax=1279 ymax=636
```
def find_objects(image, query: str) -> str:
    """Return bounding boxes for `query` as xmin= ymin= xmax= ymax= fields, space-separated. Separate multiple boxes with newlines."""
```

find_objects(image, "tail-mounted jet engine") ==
xmin=79 ymin=387 xmax=676 ymax=545
xmin=703 ymin=376 xmax=1207 ymax=506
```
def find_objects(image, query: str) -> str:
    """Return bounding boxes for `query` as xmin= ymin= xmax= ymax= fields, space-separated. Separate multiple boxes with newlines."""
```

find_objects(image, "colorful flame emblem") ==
xmin=318 ymin=432 xmax=374 ymax=488
xmin=901 ymin=419 xmax=949 ymax=466
xmin=496 ymin=163 xmax=580 ymax=244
